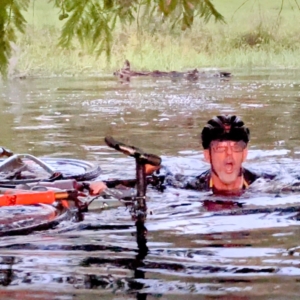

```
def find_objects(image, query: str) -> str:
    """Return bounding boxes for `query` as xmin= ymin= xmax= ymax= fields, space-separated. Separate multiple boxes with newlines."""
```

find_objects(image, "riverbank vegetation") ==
xmin=12 ymin=0 xmax=300 ymax=77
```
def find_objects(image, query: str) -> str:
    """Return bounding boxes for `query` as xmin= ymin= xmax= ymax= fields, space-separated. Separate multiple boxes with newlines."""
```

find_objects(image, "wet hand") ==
xmin=145 ymin=164 xmax=161 ymax=175
xmin=89 ymin=181 xmax=107 ymax=195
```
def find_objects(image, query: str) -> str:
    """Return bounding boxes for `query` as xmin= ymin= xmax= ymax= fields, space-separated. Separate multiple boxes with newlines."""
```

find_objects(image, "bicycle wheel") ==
xmin=0 ymin=204 xmax=73 ymax=237
xmin=0 ymin=157 xmax=101 ymax=185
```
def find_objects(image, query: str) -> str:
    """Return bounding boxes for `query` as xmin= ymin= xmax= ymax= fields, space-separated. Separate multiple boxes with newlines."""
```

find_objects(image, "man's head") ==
xmin=201 ymin=115 xmax=250 ymax=187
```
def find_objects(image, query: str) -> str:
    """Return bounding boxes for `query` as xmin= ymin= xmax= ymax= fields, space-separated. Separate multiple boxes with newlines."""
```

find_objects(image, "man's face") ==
xmin=203 ymin=140 xmax=248 ymax=185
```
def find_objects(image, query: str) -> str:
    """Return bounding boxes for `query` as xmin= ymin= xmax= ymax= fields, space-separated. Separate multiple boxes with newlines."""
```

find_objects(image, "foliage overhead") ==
xmin=54 ymin=0 xmax=224 ymax=55
xmin=0 ymin=0 xmax=224 ymax=78
xmin=0 ymin=0 xmax=30 ymax=78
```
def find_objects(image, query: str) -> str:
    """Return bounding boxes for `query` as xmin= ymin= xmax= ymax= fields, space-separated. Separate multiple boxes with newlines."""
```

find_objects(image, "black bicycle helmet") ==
xmin=201 ymin=115 xmax=250 ymax=149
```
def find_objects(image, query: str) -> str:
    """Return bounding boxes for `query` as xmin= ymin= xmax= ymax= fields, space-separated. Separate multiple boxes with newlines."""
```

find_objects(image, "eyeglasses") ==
xmin=210 ymin=140 xmax=246 ymax=153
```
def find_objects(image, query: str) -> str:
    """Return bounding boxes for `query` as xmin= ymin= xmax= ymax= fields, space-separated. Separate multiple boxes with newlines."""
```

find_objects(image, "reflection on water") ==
xmin=1 ymin=70 xmax=300 ymax=298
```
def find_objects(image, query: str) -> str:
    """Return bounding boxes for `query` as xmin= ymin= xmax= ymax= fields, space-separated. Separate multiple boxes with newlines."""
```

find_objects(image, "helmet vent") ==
xmin=224 ymin=124 xmax=231 ymax=133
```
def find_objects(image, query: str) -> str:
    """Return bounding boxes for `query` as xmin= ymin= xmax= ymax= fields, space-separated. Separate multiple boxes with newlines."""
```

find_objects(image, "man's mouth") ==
xmin=225 ymin=162 xmax=233 ymax=173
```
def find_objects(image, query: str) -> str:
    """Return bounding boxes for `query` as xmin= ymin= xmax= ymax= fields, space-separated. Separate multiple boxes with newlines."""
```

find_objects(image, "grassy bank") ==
xmin=13 ymin=0 xmax=300 ymax=76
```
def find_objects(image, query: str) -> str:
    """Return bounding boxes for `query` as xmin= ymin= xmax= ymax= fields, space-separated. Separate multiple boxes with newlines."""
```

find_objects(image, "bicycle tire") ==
xmin=0 ymin=157 xmax=101 ymax=186
xmin=0 ymin=204 xmax=73 ymax=237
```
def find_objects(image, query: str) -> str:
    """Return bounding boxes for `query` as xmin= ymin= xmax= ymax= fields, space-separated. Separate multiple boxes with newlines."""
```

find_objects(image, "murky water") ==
xmin=1 ymin=69 xmax=300 ymax=299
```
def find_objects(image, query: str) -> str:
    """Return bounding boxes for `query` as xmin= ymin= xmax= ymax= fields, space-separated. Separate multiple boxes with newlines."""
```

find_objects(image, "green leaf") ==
xmin=0 ymin=0 xmax=29 ymax=78
xmin=0 ymin=0 xmax=225 ymax=78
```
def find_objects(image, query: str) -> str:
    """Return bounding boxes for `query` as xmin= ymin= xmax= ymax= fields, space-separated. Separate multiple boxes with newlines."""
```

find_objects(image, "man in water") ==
xmin=164 ymin=115 xmax=271 ymax=195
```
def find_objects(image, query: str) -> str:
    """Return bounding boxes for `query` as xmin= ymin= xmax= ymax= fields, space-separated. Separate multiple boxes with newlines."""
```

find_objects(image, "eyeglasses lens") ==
xmin=211 ymin=141 xmax=246 ymax=153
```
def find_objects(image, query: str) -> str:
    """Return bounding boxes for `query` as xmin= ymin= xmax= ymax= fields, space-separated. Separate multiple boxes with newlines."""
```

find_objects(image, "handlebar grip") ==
xmin=105 ymin=136 xmax=161 ymax=166
xmin=105 ymin=136 xmax=141 ymax=156
xmin=104 ymin=136 xmax=123 ymax=150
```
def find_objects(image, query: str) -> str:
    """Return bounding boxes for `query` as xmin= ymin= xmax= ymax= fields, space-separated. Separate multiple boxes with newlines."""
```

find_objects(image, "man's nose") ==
xmin=225 ymin=144 xmax=233 ymax=155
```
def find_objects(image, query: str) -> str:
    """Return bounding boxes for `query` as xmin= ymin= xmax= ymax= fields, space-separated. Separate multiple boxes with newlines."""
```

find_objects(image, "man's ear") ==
xmin=203 ymin=149 xmax=211 ymax=163
xmin=242 ymin=147 xmax=248 ymax=162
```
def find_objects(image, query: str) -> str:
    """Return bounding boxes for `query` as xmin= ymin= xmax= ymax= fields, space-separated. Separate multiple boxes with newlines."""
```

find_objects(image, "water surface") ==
xmin=1 ymin=69 xmax=300 ymax=299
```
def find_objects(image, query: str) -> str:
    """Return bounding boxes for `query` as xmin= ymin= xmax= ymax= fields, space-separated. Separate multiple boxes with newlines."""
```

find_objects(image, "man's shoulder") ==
xmin=187 ymin=169 xmax=211 ymax=190
xmin=243 ymin=168 xmax=258 ymax=185
xmin=163 ymin=167 xmax=210 ymax=190
xmin=243 ymin=167 xmax=276 ymax=185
